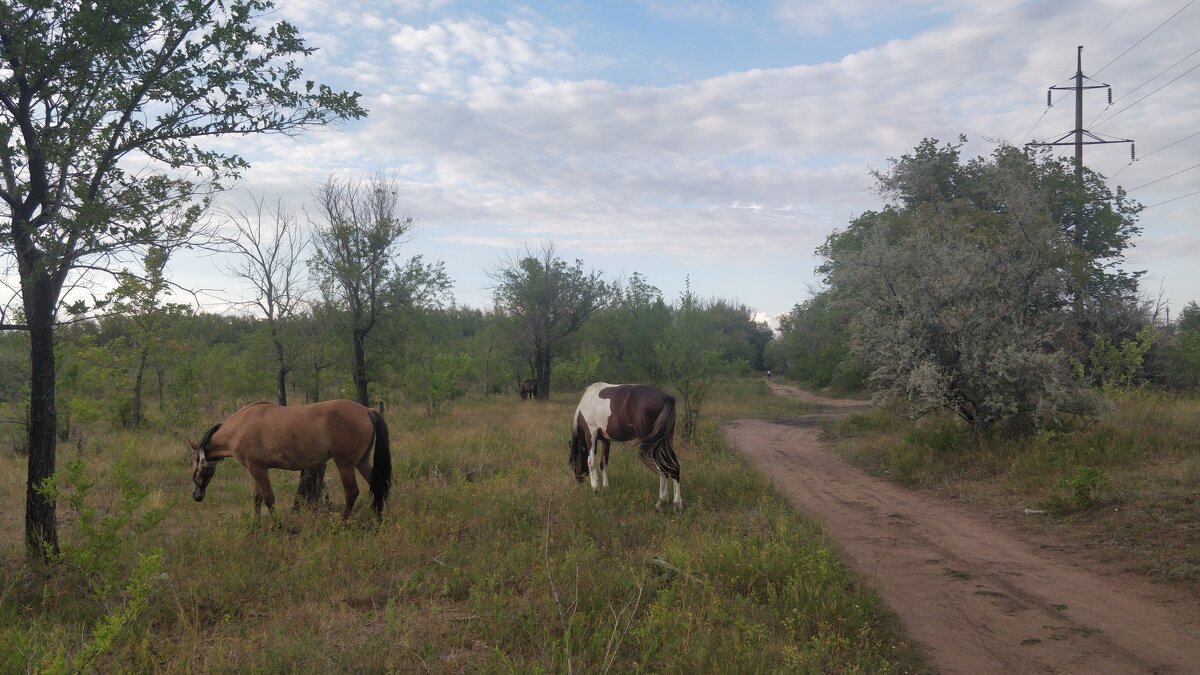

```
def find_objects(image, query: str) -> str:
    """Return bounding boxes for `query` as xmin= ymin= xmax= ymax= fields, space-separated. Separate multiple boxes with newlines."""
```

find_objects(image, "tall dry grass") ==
xmin=0 ymin=382 xmax=922 ymax=672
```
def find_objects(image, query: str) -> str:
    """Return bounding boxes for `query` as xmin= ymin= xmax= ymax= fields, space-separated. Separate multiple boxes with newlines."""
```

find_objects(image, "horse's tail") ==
xmin=641 ymin=394 xmax=680 ymax=482
xmin=368 ymin=410 xmax=392 ymax=515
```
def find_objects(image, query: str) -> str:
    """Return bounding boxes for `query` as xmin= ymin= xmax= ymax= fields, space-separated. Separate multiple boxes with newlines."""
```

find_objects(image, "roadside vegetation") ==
xmin=825 ymin=392 xmax=1200 ymax=585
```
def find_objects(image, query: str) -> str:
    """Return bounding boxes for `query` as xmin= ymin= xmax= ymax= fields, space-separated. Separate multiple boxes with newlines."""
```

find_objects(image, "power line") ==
xmin=1094 ymin=59 xmax=1200 ymax=127
xmin=1093 ymin=0 xmax=1196 ymax=76
xmin=1088 ymin=0 xmax=1140 ymax=47
xmin=1109 ymin=129 xmax=1200 ymax=178
xmin=1089 ymin=45 xmax=1200 ymax=126
xmin=1126 ymin=161 xmax=1200 ymax=190
xmin=1143 ymin=188 xmax=1200 ymax=209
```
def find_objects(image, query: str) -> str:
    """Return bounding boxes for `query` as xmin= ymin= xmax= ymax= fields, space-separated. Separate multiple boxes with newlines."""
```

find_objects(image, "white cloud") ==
xmin=181 ymin=0 xmax=1200 ymax=317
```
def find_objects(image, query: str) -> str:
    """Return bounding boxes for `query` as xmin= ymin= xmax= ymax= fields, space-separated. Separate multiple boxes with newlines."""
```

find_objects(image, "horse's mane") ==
xmin=197 ymin=423 xmax=222 ymax=452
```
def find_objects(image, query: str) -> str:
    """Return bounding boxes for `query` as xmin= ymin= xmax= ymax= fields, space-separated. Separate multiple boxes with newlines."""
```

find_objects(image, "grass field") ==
xmin=0 ymin=379 xmax=923 ymax=672
xmin=824 ymin=390 xmax=1200 ymax=586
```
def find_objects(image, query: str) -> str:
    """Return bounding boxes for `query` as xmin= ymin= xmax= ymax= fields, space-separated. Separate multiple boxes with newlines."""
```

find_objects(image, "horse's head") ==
xmin=189 ymin=423 xmax=224 ymax=502
xmin=187 ymin=435 xmax=219 ymax=502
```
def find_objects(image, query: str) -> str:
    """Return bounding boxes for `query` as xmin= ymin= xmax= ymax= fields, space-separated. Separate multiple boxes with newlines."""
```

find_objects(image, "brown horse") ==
xmin=569 ymin=382 xmax=681 ymax=511
xmin=190 ymin=399 xmax=392 ymax=519
xmin=519 ymin=378 xmax=537 ymax=400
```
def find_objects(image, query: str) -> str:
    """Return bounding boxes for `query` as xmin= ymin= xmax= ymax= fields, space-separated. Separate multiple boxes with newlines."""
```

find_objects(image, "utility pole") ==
xmin=1027 ymin=46 xmax=1135 ymax=246
xmin=1026 ymin=46 xmax=1134 ymax=340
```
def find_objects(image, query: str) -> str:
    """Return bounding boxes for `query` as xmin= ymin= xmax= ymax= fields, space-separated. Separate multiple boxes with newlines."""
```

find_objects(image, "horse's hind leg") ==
xmin=337 ymin=464 xmax=360 ymax=519
xmin=655 ymin=474 xmax=669 ymax=511
xmin=671 ymin=477 xmax=682 ymax=512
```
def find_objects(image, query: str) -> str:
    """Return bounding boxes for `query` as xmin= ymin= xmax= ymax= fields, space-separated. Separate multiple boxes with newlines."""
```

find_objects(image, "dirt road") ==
xmin=723 ymin=381 xmax=1200 ymax=674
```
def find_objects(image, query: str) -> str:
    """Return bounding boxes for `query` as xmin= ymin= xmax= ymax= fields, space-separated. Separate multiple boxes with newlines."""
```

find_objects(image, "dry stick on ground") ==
xmin=543 ymin=500 xmax=578 ymax=675
xmin=601 ymin=579 xmax=644 ymax=675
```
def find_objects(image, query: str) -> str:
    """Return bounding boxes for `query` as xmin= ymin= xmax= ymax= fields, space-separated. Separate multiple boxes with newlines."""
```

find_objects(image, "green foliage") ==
xmin=489 ymin=243 xmax=613 ymax=398
xmin=1057 ymin=466 xmax=1109 ymax=511
xmin=656 ymin=280 xmax=726 ymax=438
xmin=403 ymin=349 xmax=472 ymax=416
xmin=35 ymin=449 xmax=166 ymax=599
xmin=819 ymin=139 xmax=1122 ymax=434
xmin=1088 ymin=325 xmax=1156 ymax=390
xmin=768 ymin=292 xmax=866 ymax=391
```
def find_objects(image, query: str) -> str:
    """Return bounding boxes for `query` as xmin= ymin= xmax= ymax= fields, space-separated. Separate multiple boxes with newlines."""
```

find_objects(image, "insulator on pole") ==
xmin=1107 ymin=87 xmax=1113 ymax=105
xmin=1130 ymin=143 xmax=1136 ymax=161
xmin=1047 ymin=90 xmax=1053 ymax=107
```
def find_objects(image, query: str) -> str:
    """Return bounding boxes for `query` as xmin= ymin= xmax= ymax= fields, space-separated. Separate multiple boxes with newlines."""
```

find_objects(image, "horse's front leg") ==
xmin=247 ymin=464 xmax=276 ymax=520
xmin=600 ymin=438 xmax=611 ymax=489
xmin=587 ymin=434 xmax=600 ymax=491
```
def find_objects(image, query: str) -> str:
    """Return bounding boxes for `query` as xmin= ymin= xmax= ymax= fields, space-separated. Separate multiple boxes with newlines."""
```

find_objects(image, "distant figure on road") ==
xmin=766 ymin=370 xmax=772 ymax=381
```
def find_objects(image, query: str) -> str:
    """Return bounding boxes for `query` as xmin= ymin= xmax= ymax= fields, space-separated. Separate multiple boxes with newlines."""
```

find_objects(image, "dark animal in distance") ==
xmin=570 ymin=382 xmax=681 ymax=511
xmin=189 ymin=399 xmax=392 ymax=519
xmin=519 ymin=379 xmax=537 ymax=400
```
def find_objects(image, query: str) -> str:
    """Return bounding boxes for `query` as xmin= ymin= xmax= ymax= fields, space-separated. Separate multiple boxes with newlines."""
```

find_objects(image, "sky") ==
xmin=178 ymin=0 xmax=1200 ymax=325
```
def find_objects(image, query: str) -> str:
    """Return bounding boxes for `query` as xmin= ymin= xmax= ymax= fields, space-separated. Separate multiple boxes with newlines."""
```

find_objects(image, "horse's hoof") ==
xmin=674 ymin=502 xmax=683 ymax=513
xmin=654 ymin=501 xmax=665 ymax=512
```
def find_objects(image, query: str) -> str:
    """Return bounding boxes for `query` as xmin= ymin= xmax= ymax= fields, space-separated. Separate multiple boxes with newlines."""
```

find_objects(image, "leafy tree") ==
xmin=820 ymin=140 xmax=1111 ymax=433
xmin=489 ymin=244 xmax=612 ymax=399
xmin=223 ymin=195 xmax=308 ymax=405
xmin=0 ymin=0 xmax=365 ymax=558
xmin=309 ymin=174 xmax=415 ymax=407
xmin=108 ymin=246 xmax=191 ymax=428
xmin=586 ymin=272 xmax=671 ymax=383
xmin=1179 ymin=302 xmax=1200 ymax=333
xmin=656 ymin=280 xmax=724 ymax=439
xmin=768 ymin=292 xmax=864 ymax=390
xmin=306 ymin=173 xmax=449 ymax=501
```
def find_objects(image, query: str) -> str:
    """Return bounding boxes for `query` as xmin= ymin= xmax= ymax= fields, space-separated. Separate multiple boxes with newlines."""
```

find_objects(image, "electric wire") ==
xmin=1093 ymin=0 xmax=1196 ymax=77
xmin=1126 ymin=161 xmax=1200 ymax=191
xmin=1143 ymin=188 xmax=1200 ymax=209
xmin=1094 ymin=59 xmax=1200 ymax=127
xmin=1089 ymin=45 xmax=1200 ymax=127
xmin=1110 ymin=129 xmax=1200 ymax=178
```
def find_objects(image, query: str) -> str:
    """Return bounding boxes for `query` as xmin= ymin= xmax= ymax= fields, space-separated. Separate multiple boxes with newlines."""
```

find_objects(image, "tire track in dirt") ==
xmin=723 ymin=381 xmax=1200 ymax=674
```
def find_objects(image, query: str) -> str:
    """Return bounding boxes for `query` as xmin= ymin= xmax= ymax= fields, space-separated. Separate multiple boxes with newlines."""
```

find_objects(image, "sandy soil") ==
xmin=723 ymin=381 xmax=1200 ymax=674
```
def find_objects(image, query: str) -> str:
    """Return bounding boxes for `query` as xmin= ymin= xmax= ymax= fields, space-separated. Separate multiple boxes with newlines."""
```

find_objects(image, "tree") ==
xmin=656 ymin=280 xmax=724 ymax=439
xmin=489 ymin=244 xmax=611 ymax=400
xmin=108 ymin=245 xmax=191 ymax=428
xmin=0 ymin=0 xmax=364 ymax=559
xmin=305 ymin=173 xmax=448 ymax=501
xmin=223 ymin=195 xmax=308 ymax=406
xmin=310 ymin=174 xmax=415 ymax=406
xmin=586 ymin=272 xmax=670 ymax=383
xmin=820 ymin=140 xmax=1111 ymax=433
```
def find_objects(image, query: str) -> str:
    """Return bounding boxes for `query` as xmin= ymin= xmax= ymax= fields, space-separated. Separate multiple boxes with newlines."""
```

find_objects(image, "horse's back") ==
xmin=222 ymin=399 xmax=376 ymax=469
xmin=579 ymin=382 xmax=669 ymax=442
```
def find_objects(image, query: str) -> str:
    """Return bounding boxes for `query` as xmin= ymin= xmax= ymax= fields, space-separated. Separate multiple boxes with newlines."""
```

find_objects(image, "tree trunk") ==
xmin=273 ymin=337 xmax=288 ymax=406
xmin=534 ymin=345 xmax=551 ymax=400
xmin=132 ymin=348 xmax=147 ymax=428
xmin=156 ymin=366 xmax=165 ymax=413
xmin=25 ymin=279 xmax=59 ymax=560
xmin=352 ymin=327 xmax=369 ymax=406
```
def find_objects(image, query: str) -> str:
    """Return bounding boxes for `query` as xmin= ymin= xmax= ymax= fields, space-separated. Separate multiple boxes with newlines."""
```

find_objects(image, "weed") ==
xmin=1059 ymin=466 xmax=1109 ymax=511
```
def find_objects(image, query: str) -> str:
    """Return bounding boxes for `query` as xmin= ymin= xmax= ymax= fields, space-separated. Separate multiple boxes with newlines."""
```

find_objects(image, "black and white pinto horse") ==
xmin=569 ymin=382 xmax=681 ymax=511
